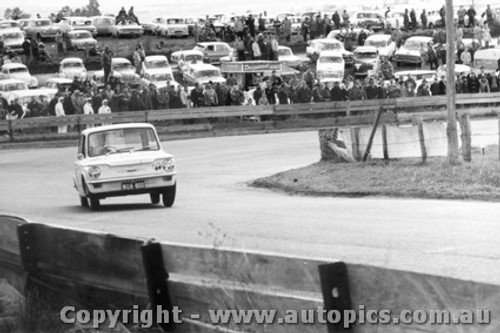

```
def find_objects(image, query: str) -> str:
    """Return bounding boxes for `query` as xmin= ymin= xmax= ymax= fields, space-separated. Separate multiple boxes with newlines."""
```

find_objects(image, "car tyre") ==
xmin=150 ymin=192 xmax=160 ymax=204
xmin=89 ymin=196 xmax=101 ymax=211
xmin=162 ymin=184 xmax=176 ymax=207
xmin=80 ymin=196 xmax=89 ymax=207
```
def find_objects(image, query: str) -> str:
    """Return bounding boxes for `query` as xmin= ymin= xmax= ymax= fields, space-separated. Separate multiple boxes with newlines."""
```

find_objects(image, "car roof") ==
xmin=0 ymin=78 xmax=26 ymax=85
xmin=313 ymin=38 xmax=342 ymax=44
xmin=45 ymin=77 xmax=73 ymax=83
xmin=82 ymin=123 xmax=156 ymax=135
xmin=196 ymin=42 xmax=228 ymax=46
xmin=278 ymin=46 xmax=291 ymax=51
xmin=319 ymin=50 xmax=344 ymax=57
xmin=61 ymin=57 xmax=84 ymax=63
xmin=187 ymin=63 xmax=220 ymax=70
xmin=68 ymin=30 xmax=92 ymax=35
xmin=395 ymin=70 xmax=436 ymax=76
xmin=112 ymin=57 xmax=131 ymax=63
xmin=355 ymin=46 xmax=378 ymax=52
xmin=173 ymin=50 xmax=204 ymax=56
xmin=0 ymin=28 xmax=24 ymax=34
xmin=8 ymin=89 xmax=49 ymax=98
xmin=406 ymin=36 xmax=433 ymax=41
xmin=145 ymin=55 xmax=168 ymax=61
xmin=366 ymin=34 xmax=391 ymax=41
xmin=2 ymin=63 xmax=28 ymax=70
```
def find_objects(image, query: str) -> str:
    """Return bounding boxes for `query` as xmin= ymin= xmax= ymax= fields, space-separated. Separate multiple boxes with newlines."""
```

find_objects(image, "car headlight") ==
xmin=88 ymin=166 xmax=101 ymax=179
xmin=162 ymin=158 xmax=175 ymax=172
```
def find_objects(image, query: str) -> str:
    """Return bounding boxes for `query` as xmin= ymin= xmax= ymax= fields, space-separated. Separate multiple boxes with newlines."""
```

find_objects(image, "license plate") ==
xmin=122 ymin=182 xmax=145 ymax=190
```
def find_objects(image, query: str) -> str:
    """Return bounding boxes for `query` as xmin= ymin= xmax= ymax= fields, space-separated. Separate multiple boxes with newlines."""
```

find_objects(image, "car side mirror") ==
xmin=77 ymin=153 xmax=84 ymax=160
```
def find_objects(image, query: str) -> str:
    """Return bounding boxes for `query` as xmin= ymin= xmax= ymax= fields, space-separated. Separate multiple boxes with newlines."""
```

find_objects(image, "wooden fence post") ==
xmin=362 ymin=106 xmax=384 ymax=162
xmin=318 ymin=262 xmax=353 ymax=332
xmin=459 ymin=112 xmax=472 ymax=162
xmin=350 ymin=127 xmax=360 ymax=161
xmin=382 ymin=124 xmax=389 ymax=160
xmin=417 ymin=121 xmax=427 ymax=163
xmin=76 ymin=115 xmax=82 ymax=134
xmin=141 ymin=240 xmax=175 ymax=332
xmin=8 ymin=119 xmax=14 ymax=142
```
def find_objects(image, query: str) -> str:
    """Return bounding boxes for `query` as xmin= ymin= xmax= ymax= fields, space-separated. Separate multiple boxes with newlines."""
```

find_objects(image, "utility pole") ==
xmin=445 ymin=0 xmax=459 ymax=165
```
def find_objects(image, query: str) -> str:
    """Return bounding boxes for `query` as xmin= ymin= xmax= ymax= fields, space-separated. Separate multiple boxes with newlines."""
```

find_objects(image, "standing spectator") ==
xmin=427 ymin=43 xmax=439 ymax=70
xmin=252 ymin=38 xmax=262 ymax=60
xmin=270 ymin=35 xmax=279 ymax=61
xmin=56 ymin=32 xmax=64 ymax=55
xmin=310 ymin=16 xmax=318 ymax=40
xmin=403 ymin=9 xmax=410 ymax=31
xmin=101 ymin=46 xmax=113 ymax=84
xmin=157 ymin=87 xmax=170 ymax=109
xmin=479 ymin=75 xmax=490 ymax=92
xmin=430 ymin=77 xmax=441 ymax=95
xmin=323 ymin=14 xmax=332 ymax=36
xmin=133 ymin=45 xmax=143 ymax=74
xmin=301 ymin=17 xmax=310 ymax=42
xmin=358 ymin=30 xmax=367 ymax=46
xmin=22 ymin=38 xmax=31 ymax=65
xmin=258 ymin=14 xmax=266 ymax=33
xmin=98 ymin=99 xmax=112 ymax=121
xmin=467 ymin=6 xmax=476 ymax=27
xmin=26 ymin=96 xmax=42 ymax=117
xmin=55 ymin=97 xmax=66 ymax=133
xmin=457 ymin=6 xmax=466 ymax=27
xmin=129 ymin=90 xmax=144 ymax=111
xmin=410 ymin=9 xmax=417 ymax=30
xmin=485 ymin=5 xmax=494 ymax=27
xmin=377 ymin=79 xmax=386 ymax=99
xmin=341 ymin=10 xmax=350 ymax=27
xmin=332 ymin=11 xmax=341 ymax=30
xmin=203 ymin=84 xmax=218 ymax=106
xmin=349 ymin=80 xmax=366 ymax=100
xmin=30 ymin=37 xmax=39 ymax=64
xmin=439 ymin=5 xmax=446 ymax=27
xmin=140 ymin=88 xmax=152 ymax=110
xmin=330 ymin=81 xmax=344 ymax=101
xmin=7 ymin=99 xmax=23 ymax=119
xmin=402 ymin=82 xmax=416 ymax=97
xmin=312 ymin=83 xmax=324 ymax=103
xmin=303 ymin=68 xmax=315 ymax=90
xmin=461 ymin=48 xmax=472 ymax=65
xmin=190 ymin=83 xmax=204 ymax=107
xmin=421 ymin=10 xmax=427 ymax=29
xmin=474 ymin=25 xmax=483 ymax=48
xmin=265 ymin=83 xmax=277 ymax=105
xmin=234 ymin=36 xmax=245 ymax=61
xmin=483 ymin=24 xmax=492 ymax=48
xmin=296 ymin=82 xmax=312 ymax=103
xmin=277 ymin=84 xmax=290 ymax=104
xmin=282 ymin=16 xmax=292 ymax=42
xmin=246 ymin=15 xmax=256 ymax=37
xmin=419 ymin=43 xmax=428 ymax=68
xmin=468 ymin=71 xmax=480 ymax=92
xmin=180 ymin=86 xmax=190 ymax=108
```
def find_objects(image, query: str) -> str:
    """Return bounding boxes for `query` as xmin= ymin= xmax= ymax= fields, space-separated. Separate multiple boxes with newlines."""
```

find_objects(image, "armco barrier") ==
xmin=0 ymin=215 xmax=499 ymax=332
xmin=1 ymin=93 xmax=500 ymax=143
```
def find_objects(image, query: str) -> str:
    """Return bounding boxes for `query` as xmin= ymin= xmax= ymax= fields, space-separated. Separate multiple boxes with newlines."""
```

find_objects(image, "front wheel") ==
xmin=89 ymin=196 xmax=100 ymax=211
xmin=150 ymin=192 xmax=160 ymax=204
xmin=162 ymin=184 xmax=176 ymax=207
xmin=80 ymin=196 xmax=89 ymax=207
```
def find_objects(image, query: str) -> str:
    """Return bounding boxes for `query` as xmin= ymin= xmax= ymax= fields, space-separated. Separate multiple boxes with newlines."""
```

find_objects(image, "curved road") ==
xmin=1 ymin=130 xmax=500 ymax=285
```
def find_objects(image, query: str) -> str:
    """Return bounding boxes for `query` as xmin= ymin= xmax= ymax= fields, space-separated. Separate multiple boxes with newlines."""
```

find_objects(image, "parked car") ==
xmin=73 ymin=123 xmax=177 ymax=210
xmin=394 ymin=69 xmax=436 ymax=88
xmin=0 ymin=28 xmax=24 ymax=52
xmin=193 ymin=42 xmax=233 ymax=64
xmin=0 ymin=79 xmax=28 ymax=95
xmin=182 ymin=63 xmax=226 ymax=86
xmin=5 ymin=89 xmax=50 ymax=117
xmin=139 ymin=72 xmax=180 ymax=90
xmin=0 ymin=63 xmax=38 ymax=88
xmin=472 ymin=48 xmax=500 ymax=73
xmin=59 ymin=57 xmax=87 ymax=80
xmin=18 ymin=18 xmax=61 ymax=40
xmin=385 ymin=11 xmax=405 ymax=30
xmin=289 ymin=16 xmax=303 ymax=35
xmin=110 ymin=23 xmax=144 ymax=38
xmin=351 ymin=11 xmax=385 ymax=31
xmin=0 ymin=20 xmax=20 ymax=30
xmin=393 ymin=36 xmax=433 ymax=66
xmin=363 ymin=34 xmax=396 ymax=59
xmin=306 ymin=38 xmax=353 ymax=66
xmin=65 ymin=30 xmax=97 ymax=51
xmin=353 ymin=46 xmax=380 ymax=76
xmin=316 ymin=50 xmax=345 ymax=83
xmin=141 ymin=55 xmax=173 ymax=76
xmin=57 ymin=17 xmax=97 ymax=36
xmin=91 ymin=16 xmax=116 ymax=36
xmin=170 ymin=50 xmax=205 ymax=72
xmin=277 ymin=46 xmax=305 ymax=68
xmin=94 ymin=58 xmax=140 ymax=86
xmin=41 ymin=77 xmax=73 ymax=98
xmin=152 ymin=17 xmax=189 ymax=37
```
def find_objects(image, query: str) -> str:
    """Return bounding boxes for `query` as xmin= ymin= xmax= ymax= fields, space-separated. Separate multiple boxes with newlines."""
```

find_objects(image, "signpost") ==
xmin=445 ymin=0 xmax=459 ymax=164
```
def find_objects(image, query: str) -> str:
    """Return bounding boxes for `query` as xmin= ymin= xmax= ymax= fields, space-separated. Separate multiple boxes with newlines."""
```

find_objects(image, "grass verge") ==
xmin=251 ymin=145 xmax=500 ymax=202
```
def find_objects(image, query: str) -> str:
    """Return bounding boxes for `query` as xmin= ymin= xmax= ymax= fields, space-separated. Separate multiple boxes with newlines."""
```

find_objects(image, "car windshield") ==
xmin=3 ymin=33 xmax=23 ymax=40
xmin=151 ymin=73 xmax=174 ymax=81
xmin=34 ymin=20 xmax=51 ymax=26
xmin=321 ymin=42 xmax=341 ymax=51
xmin=196 ymin=70 xmax=220 ymax=77
xmin=405 ymin=40 xmax=427 ymax=50
xmin=1 ymin=83 xmax=27 ymax=91
xmin=113 ymin=62 xmax=133 ymax=70
xmin=319 ymin=56 xmax=343 ymax=63
xmin=278 ymin=49 xmax=292 ymax=56
xmin=74 ymin=32 xmax=91 ymax=39
xmin=146 ymin=60 xmax=169 ymax=68
xmin=366 ymin=40 xmax=387 ymax=47
xmin=356 ymin=52 xmax=377 ymax=59
xmin=73 ymin=20 xmax=92 ymax=26
xmin=167 ymin=19 xmax=184 ymax=24
xmin=8 ymin=67 xmax=28 ymax=74
xmin=88 ymin=128 xmax=160 ymax=157
xmin=185 ymin=55 xmax=203 ymax=62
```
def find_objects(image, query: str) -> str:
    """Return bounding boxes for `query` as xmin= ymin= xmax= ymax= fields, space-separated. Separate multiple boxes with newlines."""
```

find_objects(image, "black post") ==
xmin=8 ymin=119 xmax=14 ymax=142
xmin=318 ymin=262 xmax=353 ymax=332
xmin=141 ymin=240 xmax=175 ymax=331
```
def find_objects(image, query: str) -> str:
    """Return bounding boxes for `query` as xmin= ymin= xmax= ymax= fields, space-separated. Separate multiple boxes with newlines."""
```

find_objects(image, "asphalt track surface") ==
xmin=1 ymin=124 xmax=500 ymax=285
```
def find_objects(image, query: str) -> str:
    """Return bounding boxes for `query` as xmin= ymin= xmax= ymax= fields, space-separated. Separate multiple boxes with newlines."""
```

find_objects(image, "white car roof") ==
xmin=82 ymin=123 xmax=156 ymax=135
xmin=8 ymin=89 xmax=49 ymax=98
xmin=278 ymin=46 xmax=292 ymax=51
xmin=407 ymin=36 xmax=433 ymax=42
xmin=172 ymin=50 xmax=204 ymax=57
xmin=0 ymin=28 xmax=24 ymax=35
xmin=196 ymin=42 xmax=229 ymax=46
xmin=68 ymin=30 xmax=92 ymax=35
xmin=319 ymin=50 xmax=344 ymax=57
xmin=187 ymin=63 xmax=220 ymax=71
xmin=61 ymin=57 xmax=84 ymax=64
xmin=0 ymin=78 xmax=26 ymax=85
xmin=355 ymin=46 xmax=378 ymax=53
xmin=112 ymin=57 xmax=132 ymax=64
xmin=45 ymin=77 xmax=73 ymax=83
xmin=366 ymin=34 xmax=391 ymax=41
xmin=474 ymin=48 xmax=500 ymax=60
xmin=313 ymin=38 xmax=342 ymax=45
xmin=145 ymin=55 xmax=168 ymax=61
xmin=2 ymin=63 xmax=28 ymax=70
xmin=395 ymin=70 xmax=436 ymax=76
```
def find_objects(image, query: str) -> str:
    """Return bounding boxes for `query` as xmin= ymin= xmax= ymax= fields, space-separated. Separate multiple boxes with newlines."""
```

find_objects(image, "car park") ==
xmin=59 ymin=57 xmax=87 ymax=80
xmin=110 ymin=23 xmax=144 ymax=38
xmin=0 ymin=29 xmax=24 ymax=52
xmin=65 ymin=30 xmax=97 ymax=51
xmin=316 ymin=50 xmax=345 ymax=83
xmin=141 ymin=55 xmax=173 ymax=76
xmin=18 ymin=18 xmax=61 ymax=40
xmin=351 ymin=11 xmax=385 ymax=31
xmin=73 ymin=123 xmax=177 ymax=210
xmin=363 ymin=34 xmax=396 ymax=59
xmin=306 ymin=38 xmax=353 ymax=66
xmin=193 ymin=42 xmax=233 ymax=64
xmin=91 ymin=16 xmax=116 ymax=36
xmin=57 ymin=17 xmax=97 ymax=36
xmin=393 ymin=36 xmax=433 ymax=66
xmin=353 ymin=46 xmax=380 ymax=76
xmin=94 ymin=58 xmax=140 ymax=86
xmin=0 ymin=63 xmax=38 ymax=88
xmin=182 ymin=63 xmax=226 ymax=86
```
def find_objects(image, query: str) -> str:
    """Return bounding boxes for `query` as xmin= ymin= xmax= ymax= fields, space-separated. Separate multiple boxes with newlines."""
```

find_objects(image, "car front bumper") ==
xmin=87 ymin=174 xmax=176 ymax=198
